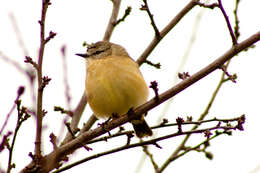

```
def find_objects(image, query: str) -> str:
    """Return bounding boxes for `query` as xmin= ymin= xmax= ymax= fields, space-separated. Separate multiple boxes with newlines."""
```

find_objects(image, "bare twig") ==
xmin=142 ymin=145 xmax=159 ymax=172
xmin=137 ymin=0 xmax=198 ymax=65
xmin=20 ymin=31 xmax=260 ymax=173
xmin=114 ymin=6 xmax=132 ymax=26
xmin=9 ymin=13 xmax=30 ymax=56
xmin=0 ymin=131 xmax=12 ymax=152
xmin=0 ymin=86 xmax=25 ymax=135
xmin=0 ymin=52 xmax=36 ymax=111
xmin=35 ymin=0 xmax=52 ymax=159
xmin=164 ymin=131 xmax=227 ymax=165
xmin=60 ymin=45 xmax=72 ymax=111
xmin=44 ymin=31 xmax=57 ymax=44
xmin=195 ymin=1 xmax=218 ymax=9
xmin=0 ymin=51 xmax=27 ymax=75
xmin=65 ymin=122 xmax=92 ymax=151
xmin=143 ymin=60 xmax=161 ymax=69
xmin=61 ymin=93 xmax=88 ymax=145
xmin=24 ymin=56 xmax=39 ymax=70
xmin=103 ymin=0 xmax=121 ymax=41
xmin=140 ymin=0 xmax=160 ymax=39
xmin=54 ymin=106 xmax=73 ymax=117
xmin=217 ymin=0 xmax=237 ymax=45
xmin=49 ymin=133 xmax=58 ymax=151
xmin=149 ymin=81 xmax=159 ymax=101
xmin=233 ymin=0 xmax=241 ymax=38
xmin=220 ymin=65 xmax=237 ymax=83
xmin=56 ymin=45 xmax=72 ymax=141
xmin=7 ymin=99 xmax=31 ymax=173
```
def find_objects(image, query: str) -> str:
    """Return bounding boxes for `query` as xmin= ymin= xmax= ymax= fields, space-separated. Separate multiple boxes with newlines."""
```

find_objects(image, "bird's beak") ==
xmin=75 ymin=53 xmax=89 ymax=58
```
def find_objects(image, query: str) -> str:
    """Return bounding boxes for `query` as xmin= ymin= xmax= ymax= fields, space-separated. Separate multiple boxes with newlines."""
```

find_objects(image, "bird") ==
xmin=76 ymin=41 xmax=152 ymax=138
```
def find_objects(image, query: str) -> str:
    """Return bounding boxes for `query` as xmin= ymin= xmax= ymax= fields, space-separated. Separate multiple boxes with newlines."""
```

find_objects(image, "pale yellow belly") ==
xmin=85 ymin=56 xmax=149 ymax=119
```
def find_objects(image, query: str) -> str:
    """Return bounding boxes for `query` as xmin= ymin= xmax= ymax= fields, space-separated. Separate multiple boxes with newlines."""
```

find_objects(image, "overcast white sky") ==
xmin=1 ymin=0 xmax=260 ymax=173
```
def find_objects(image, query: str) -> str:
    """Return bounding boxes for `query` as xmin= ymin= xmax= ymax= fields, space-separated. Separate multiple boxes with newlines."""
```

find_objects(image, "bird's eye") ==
xmin=87 ymin=45 xmax=96 ymax=52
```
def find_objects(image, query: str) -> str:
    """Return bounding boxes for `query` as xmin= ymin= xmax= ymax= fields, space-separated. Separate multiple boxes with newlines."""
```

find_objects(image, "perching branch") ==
xmin=53 ymin=116 xmax=243 ymax=173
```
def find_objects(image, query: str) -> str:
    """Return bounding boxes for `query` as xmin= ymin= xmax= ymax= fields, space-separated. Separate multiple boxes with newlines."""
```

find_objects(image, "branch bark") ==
xmin=35 ymin=0 xmax=51 ymax=158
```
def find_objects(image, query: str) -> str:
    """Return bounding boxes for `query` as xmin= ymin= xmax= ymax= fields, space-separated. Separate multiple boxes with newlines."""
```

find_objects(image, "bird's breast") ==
xmin=85 ymin=56 xmax=148 ymax=118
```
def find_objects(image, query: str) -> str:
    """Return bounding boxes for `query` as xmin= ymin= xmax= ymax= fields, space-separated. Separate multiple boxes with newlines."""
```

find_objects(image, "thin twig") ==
xmin=143 ymin=145 xmax=159 ymax=172
xmin=7 ymin=99 xmax=30 ymax=173
xmin=61 ymin=93 xmax=88 ymax=145
xmin=0 ymin=86 xmax=25 ymax=135
xmin=9 ymin=13 xmax=30 ymax=56
xmin=140 ymin=0 xmax=160 ymax=39
xmin=137 ymin=0 xmax=198 ymax=66
xmin=114 ymin=6 xmax=132 ymax=26
xmin=103 ymin=0 xmax=121 ymax=41
xmin=195 ymin=2 xmax=218 ymax=9
xmin=166 ymin=132 xmax=226 ymax=163
xmin=233 ymin=0 xmax=241 ymax=39
xmin=0 ymin=51 xmax=27 ymax=75
xmin=35 ymin=0 xmax=52 ymax=158
xmin=0 ymin=131 xmax=12 ymax=152
xmin=65 ymin=122 xmax=92 ymax=151
xmin=54 ymin=106 xmax=73 ymax=117
xmin=217 ymin=0 xmax=237 ymax=45
xmin=57 ymin=45 xmax=72 ymax=141
xmin=61 ymin=45 xmax=71 ymax=110
xmin=84 ymin=115 xmax=243 ymax=145
xmin=143 ymin=60 xmax=161 ymax=69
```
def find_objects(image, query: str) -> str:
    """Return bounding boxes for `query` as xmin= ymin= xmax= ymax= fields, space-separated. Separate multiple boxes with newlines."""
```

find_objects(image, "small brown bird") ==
xmin=77 ymin=41 xmax=152 ymax=138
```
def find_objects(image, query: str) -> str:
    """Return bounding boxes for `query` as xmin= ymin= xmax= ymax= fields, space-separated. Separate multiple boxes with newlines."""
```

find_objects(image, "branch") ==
xmin=53 ymin=122 xmax=241 ymax=173
xmin=79 ymin=115 xmax=243 ymax=146
xmin=136 ymin=0 xmax=198 ymax=65
xmin=9 ymin=13 xmax=30 ymax=56
xmin=0 ymin=86 xmax=25 ymax=135
xmin=35 ymin=0 xmax=52 ymax=159
xmin=217 ymin=0 xmax=237 ymax=45
xmin=103 ymin=0 xmax=121 ymax=41
xmin=158 ymin=59 xmax=234 ymax=172
xmin=196 ymin=2 xmax=218 ymax=9
xmin=7 ymin=98 xmax=31 ymax=173
xmin=114 ymin=6 xmax=132 ymax=27
xmin=140 ymin=0 xmax=160 ymax=39
xmin=60 ymin=93 xmax=88 ymax=145
xmin=233 ymin=0 xmax=241 ymax=38
xmin=20 ymin=31 xmax=260 ymax=173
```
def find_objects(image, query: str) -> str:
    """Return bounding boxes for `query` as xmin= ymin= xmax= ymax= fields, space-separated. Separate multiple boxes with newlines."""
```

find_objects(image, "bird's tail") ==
xmin=131 ymin=115 xmax=152 ymax=138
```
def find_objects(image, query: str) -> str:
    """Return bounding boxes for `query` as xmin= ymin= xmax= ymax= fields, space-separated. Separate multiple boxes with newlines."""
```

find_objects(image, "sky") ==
xmin=0 ymin=0 xmax=260 ymax=173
